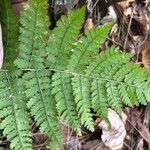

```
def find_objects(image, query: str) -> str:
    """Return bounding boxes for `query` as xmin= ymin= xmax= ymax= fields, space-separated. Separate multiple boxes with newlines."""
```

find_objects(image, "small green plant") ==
xmin=0 ymin=0 xmax=150 ymax=149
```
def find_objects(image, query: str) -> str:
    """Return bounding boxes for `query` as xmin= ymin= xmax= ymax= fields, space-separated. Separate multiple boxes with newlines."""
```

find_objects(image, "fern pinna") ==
xmin=0 ymin=0 xmax=150 ymax=149
xmin=0 ymin=70 xmax=31 ymax=150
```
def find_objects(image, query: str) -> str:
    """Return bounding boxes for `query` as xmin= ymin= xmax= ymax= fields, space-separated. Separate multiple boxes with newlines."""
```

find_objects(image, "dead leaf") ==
xmin=84 ymin=18 xmax=94 ymax=32
xmin=118 ymin=0 xmax=135 ymax=9
xmin=142 ymin=46 xmax=150 ymax=70
xmin=98 ymin=109 xmax=127 ymax=150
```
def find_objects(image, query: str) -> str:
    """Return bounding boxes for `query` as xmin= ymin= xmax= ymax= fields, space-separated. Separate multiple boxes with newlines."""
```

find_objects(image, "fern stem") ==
xmin=1 ymin=68 xmax=145 ymax=89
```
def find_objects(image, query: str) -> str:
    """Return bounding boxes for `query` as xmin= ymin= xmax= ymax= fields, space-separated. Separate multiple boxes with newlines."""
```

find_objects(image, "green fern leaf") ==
xmin=87 ymin=48 xmax=150 ymax=113
xmin=14 ymin=0 xmax=49 ymax=69
xmin=68 ymin=23 xmax=113 ymax=73
xmin=72 ymin=75 xmax=94 ymax=131
xmin=13 ymin=0 xmax=63 ymax=148
xmin=46 ymin=6 xmax=85 ymax=69
xmin=52 ymin=72 xmax=81 ymax=132
xmin=0 ymin=71 xmax=31 ymax=150
xmin=91 ymin=79 xmax=108 ymax=120
xmin=23 ymin=70 xmax=62 ymax=148
xmin=67 ymin=23 xmax=113 ymax=130
xmin=0 ymin=1 xmax=150 ymax=148
xmin=0 ymin=0 xmax=19 ymax=69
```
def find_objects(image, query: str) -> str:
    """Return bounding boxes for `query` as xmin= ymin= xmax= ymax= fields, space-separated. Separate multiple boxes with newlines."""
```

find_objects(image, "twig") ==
xmin=127 ymin=118 xmax=150 ymax=143
xmin=123 ymin=5 xmax=136 ymax=51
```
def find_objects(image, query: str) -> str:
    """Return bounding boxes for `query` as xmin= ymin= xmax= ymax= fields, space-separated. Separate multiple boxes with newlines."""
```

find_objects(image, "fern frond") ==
xmin=1 ymin=2 xmax=150 ymax=149
xmin=14 ymin=0 xmax=49 ymax=69
xmin=23 ymin=70 xmax=62 ymax=148
xmin=0 ymin=0 xmax=19 ymax=69
xmin=46 ymin=7 xmax=85 ymax=69
xmin=52 ymin=73 xmax=81 ymax=132
xmin=0 ymin=71 xmax=31 ymax=150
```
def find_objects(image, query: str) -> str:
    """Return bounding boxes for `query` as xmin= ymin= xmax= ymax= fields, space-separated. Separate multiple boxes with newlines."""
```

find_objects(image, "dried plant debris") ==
xmin=124 ymin=107 xmax=150 ymax=150
xmin=142 ymin=45 xmax=150 ymax=70
xmin=84 ymin=18 xmax=94 ymax=32
xmin=98 ymin=109 xmax=127 ymax=150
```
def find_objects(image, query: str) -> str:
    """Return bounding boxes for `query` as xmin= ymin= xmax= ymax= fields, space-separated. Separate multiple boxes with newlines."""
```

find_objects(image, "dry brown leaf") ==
xmin=142 ymin=46 xmax=150 ymax=70
xmin=118 ymin=0 xmax=135 ymax=9
xmin=98 ymin=109 xmax=127 ymax=150
xmin=84 ymin=18 xmax=94 ymax=32
xmin=94 ymin=118 xmax=101 ymax=127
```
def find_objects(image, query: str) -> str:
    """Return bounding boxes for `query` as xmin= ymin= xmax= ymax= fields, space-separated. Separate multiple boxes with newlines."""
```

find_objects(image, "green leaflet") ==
xmin=68 ymin=23 xmax=113 ymax=73
xmin=23 ymin=70 xmax=62 ymax=148
xmin=52 ymin=73 xmax=81 ymax=133
xmin=0 ymin=0 xmax=19 ymax=70
xmin=0 ymin=71 xmax=31 ymax=150
xmin=14 ymin=0 xmax=49 ymax=69
xmin=72 ymin=75 xmax=94 ymax=131
xmin=14 ymin=0 xmax=63 ymax=149
xmin=87 ymin=48 xmax=150 ymax=113
xmin=91 ymin=79 xmax=108 ymax=120
xmin=46 ymin=6 xmax=85 ymax=70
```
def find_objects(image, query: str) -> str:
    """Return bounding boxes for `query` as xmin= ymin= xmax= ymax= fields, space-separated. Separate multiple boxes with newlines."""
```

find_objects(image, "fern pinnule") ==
xmin=0 ymin=71 xmax=31 ymax=150
xmin=14 ymin=0 xmax=49 ymax=69
xmin=91 ymin=79 xmax=108 ymax=120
